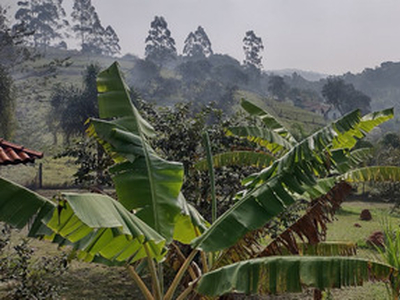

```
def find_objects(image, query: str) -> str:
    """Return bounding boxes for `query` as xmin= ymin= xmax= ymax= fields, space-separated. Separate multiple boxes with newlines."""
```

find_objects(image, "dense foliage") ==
xmin=1 ymin=63 xmax=399 ymax=300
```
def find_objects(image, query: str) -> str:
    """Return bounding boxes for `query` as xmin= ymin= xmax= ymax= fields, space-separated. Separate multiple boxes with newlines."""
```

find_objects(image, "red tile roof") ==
xmin=0 ymin=139 xmax=43 ymax=165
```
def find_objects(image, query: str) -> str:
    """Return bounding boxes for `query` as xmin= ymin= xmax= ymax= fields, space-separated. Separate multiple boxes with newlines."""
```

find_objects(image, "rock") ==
xmin=366 ymin=231 xmax=385 ymax=248
xmin=360 ymin=209 xmax=372 ymax=221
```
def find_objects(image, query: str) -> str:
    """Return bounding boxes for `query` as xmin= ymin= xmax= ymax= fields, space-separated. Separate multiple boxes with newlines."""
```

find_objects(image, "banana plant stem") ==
xmin=164 ymin=249 xmax=199 ymax=300
xmin=126 ymin=265 xmax=154 ymax=300
xmin=144 ymin=243 xmax=162 ymax=300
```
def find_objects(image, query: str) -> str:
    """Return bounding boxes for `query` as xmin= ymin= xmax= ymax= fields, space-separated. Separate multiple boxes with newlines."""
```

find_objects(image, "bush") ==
xmin=0 ymin=226 xmax=68 ymax=300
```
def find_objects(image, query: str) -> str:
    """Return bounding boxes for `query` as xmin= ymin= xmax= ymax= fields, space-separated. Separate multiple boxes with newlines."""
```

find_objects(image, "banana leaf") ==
xmin=192 ymin=108 xmax=393 ymax=253
xmin=240 ymin=98 xmax=297 ymax=144
xmin=195 ymin=256 xmax=395 ymax=296
xmin=226 ymin=127 xmax=293 ymax=154
xmin=194 ymin=151 xmax=275 ymax=171
xmin=341 ymin=166 xmax=400 ymax=182
xmin=88 ymin=62 xmax=204 ymax=242
xmin=0 ymin=177 xmax=166 ymax=265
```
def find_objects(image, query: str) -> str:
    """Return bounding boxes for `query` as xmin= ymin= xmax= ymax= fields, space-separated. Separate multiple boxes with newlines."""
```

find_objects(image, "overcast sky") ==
xmin=5 ymin=0 xmax=400 ymax=75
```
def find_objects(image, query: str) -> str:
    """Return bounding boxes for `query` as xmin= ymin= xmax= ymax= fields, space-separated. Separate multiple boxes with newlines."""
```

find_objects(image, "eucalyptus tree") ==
xmin=243 ymin=30 xmax=264 ymax=70
xmin=13 ymin=0 xmax=68 ymax=50
xmin=145 ymin=16 xmax=177 ymax=66
xmin=71 ymin=0 xmax=120 ymax=55
xmin=104 ymin=25 xmax=121 ymax=56
xmin=183 ymin=26 xmax=213 ymax=58
xmin=71 ymin=0 xmax=96 ymax=48
xmin=1 ymin=62 xmax=400 ymax=300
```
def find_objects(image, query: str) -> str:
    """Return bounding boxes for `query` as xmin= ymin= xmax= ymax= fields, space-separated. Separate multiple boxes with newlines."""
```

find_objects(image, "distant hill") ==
xmin=277 ymin=61 xmax=400 ymax=131
xmin=11 ymin=46 xmax=400 ymax=149
xmin=266 ymin=69 xmax=328 ymax=81
xmin=342 ymin=61 xmax=400 ymax=112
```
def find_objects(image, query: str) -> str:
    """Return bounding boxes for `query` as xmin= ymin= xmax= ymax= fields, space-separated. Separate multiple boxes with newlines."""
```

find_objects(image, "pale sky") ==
xmin=5 ymin=0 xmax=400 ymax=75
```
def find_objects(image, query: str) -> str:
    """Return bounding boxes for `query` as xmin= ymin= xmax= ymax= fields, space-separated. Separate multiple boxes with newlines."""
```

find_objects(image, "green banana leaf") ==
xmin=192 ymin=108 xmax=392 ymax=253
xmin=342 ymin=166 xmax=400 ymax=182
xmin=331 ymin=147 xmax=372 ymax=174
xmin=0 ymin=177 xmax=166 ymax=265
xmin=226 ymin=127 xmax=294 ymax=154
xmin=88 ymin=62 xmax=206 ymax=243
xmin=240 ymin=98 xmax=297 ymax=144
xmin=195 ymin=256 xmax=395 ymax=296
xmin=332 ymin=108 xmax=394 ymax=150
xmin=256 ymin=241 xmax=358 ymax=257
xmin=296 ymin=242 xmax=357 ymax=256
xmin=0 ymin=176 xmax=54 ymax=231
xmin=244 ymin=108 xmax=392 ymax=189
xmin=212 ymin=182 xmax=352 ymax=268
xmin=194 ymin=151 xmax=275 ymax=171
xmin=302 ymin=165 xmax=399 ymax=200
xmin=173 ymin=194 xmax=210 ymax=244
xmin=96 ymin=63 xmax=155 ymax=138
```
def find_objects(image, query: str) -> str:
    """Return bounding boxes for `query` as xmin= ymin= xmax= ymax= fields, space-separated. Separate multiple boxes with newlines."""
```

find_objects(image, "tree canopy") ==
xmin=183 ymin=26 xmax=213 ymax=58
xmin=71 ymin=0 xmax=120 ymax=55
xmin=322 ymin=77 xmax=371 ymax=116
xmin=14 ymin=0 xmax=68 ymax=49
xmin=145 ymin=16 xmax=177 ymax=66
xmin=243 ymin=30 xmax=264 ymax=70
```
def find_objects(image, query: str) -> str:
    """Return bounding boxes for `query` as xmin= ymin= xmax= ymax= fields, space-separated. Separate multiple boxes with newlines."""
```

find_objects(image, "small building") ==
xmin=0 ymin=138 xmax=43 ymax=166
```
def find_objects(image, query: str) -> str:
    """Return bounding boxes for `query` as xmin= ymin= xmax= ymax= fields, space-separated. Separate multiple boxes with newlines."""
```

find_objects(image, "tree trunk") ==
xmin=313 ymin=289 xmax=322 ymax=300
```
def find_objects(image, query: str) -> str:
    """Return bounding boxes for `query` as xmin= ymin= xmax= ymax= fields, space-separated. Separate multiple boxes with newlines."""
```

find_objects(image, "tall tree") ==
xmin=322 ymin=77 xmax=371 ymax=116
xmin=268 ymin=75 xmax=288 ymax=101
xmin=183 ymin=26 xmax=213 ymax=58
xmin=103 ymin=25 xmax=121 ymax=56
xmin=243 ymin=30 xmax=264 ymax=70
xmin=49 ymin=63 xmax=100 ymax=143
xmin=71 ymin=0 xmax=120 ymax=55
xmin=71 ymin=0 xmax=94 ymax=47
xmin=13 ymin=0 xmax=68 ymax=50
xmin=81 ymin=11 xmax=104 ymax=54
xmin=145 ymin=16 xmax=177 ymax=65
xmin=0 ymin=6 xmax=27 ymax=139
xmin=0 ymin=64 xmax=15 ymax=139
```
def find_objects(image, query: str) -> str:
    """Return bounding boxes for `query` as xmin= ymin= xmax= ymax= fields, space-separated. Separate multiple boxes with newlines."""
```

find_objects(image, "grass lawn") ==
xmin=324 ymin=200 xmax=399 ymax=300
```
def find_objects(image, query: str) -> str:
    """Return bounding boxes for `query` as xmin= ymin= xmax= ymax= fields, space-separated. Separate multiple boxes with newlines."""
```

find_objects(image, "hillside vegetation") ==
xmin=11 ymin=48 xmax=327 ymax=149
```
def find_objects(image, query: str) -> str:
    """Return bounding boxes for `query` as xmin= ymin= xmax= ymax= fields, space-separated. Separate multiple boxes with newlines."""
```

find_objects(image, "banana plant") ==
xmin=191 ymin=98 xmax=399 ymax=298
xmin=0 ymin=62 xmax=399 ymax=300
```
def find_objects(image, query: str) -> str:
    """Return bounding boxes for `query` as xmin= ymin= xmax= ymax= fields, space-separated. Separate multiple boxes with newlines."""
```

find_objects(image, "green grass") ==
xmin=327 ymin=201 xmax=399 ymax=248
xmin=324 ymin=200 xmax=399 ymax=300
xmin=0 ymin=156 xmax=77 ymax=188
